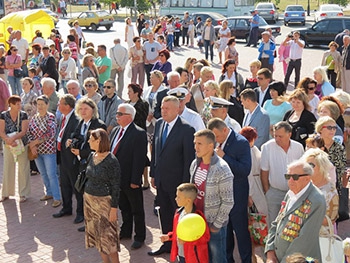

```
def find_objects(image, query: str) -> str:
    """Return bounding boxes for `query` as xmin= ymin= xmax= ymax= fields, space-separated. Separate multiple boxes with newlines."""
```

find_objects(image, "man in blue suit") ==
xmin=208 ymin=118 xmax=252 ymax=263
xmin=148 ymin=95 xmax=195 ymax=256
xmin=241 ymin=88 xmax=270 ymax=149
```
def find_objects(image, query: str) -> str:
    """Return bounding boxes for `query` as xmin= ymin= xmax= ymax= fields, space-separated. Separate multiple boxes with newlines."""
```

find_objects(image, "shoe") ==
xmin=52 ymin=200 xmax=62 ymax=208
xmin=40 ymin=195 xmax=53 ymax=201
xmin=142 ymin=185 xmax=150 ymax=190
xmin=77 ymin=226 xmax=85 ymax=232
xmin=74 ymin=215 xmax=84 ymax=224
xmin=119 ymin=233 xmax=132 ymax=240
xmin=0 ymin=196 xmax=9 ymax=202
xmin=245 ymin=44 xmax=250 ymax=47
xmin=53 ymin=210 xmax=72 ymax=218
xmin=19 ymin=196 xmax=27 ymax=203
xmin=148 ymin=246 xmax=170 ymax=256
xmin=31 ymin=170 xmax=40 ymax=176
xmin=131 ymin=241 xmax=144 ymax=250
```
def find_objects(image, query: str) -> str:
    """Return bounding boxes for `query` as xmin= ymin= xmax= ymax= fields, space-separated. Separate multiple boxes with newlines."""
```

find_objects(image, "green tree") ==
xmin=328 ymin=0 xmax=349 ymax=6
xmin=119 ymin=0 xmax=151 ymax=14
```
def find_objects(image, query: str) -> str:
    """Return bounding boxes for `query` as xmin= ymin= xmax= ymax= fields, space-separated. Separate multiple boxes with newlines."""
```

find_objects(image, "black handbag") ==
xmin=75 ymin=170 xmax=87 ymax=194
xmin=13 ymin=57 xmax=23 ymax=78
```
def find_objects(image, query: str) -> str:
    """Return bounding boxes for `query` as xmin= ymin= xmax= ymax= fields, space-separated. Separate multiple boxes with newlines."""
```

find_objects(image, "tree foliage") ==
xmin=119 ymin=0 xmax=151 ymax=12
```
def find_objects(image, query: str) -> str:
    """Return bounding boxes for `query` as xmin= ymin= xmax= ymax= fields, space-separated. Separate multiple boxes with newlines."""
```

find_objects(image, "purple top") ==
xmin=151 ymin=61 xmax=172 ymax=85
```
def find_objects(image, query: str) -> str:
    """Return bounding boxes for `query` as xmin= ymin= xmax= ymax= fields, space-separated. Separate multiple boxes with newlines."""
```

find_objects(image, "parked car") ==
xmin=284 ymin=5 xmax=305 ymax=26
xmin=298 ymin=17 xmax=350 ymax=46
xmin=255 ymin=2 xmax=279 ymax=24
xmin=214 ymin=16 xmax=281 ymax=43
xmin=68 ymin=10 xmax=114 ymax=31
xmin=314 ymin=4 xmax=343 ymax=22
xmin=190 ymin=12 xmax=226 ymax=26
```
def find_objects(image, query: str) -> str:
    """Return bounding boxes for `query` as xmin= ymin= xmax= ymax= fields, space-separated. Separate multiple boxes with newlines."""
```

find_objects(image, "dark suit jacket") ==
xmin=254 ymin=86 xmax=272 ymax=107
xmin=126 ymin=98 xmax=149 ymax=130
xmin=228 ymin=96 xmax=244 ymax=126
xmin=57 ymin=112 xmax=79 ymax=169
xmin=71 ymin=118 xmax=107 ymax=162
xmin=150 ymin=116 xmax=195 ymax=192
xmin=223 ymin=129 xmax=251 ymax=183
xmin=340 ymin=45 xmax=350 ymax=69
xmin=153 ymin=89 xmax=169 ymax=119
xmin=110 ymin=122 xmax=148 ymax=189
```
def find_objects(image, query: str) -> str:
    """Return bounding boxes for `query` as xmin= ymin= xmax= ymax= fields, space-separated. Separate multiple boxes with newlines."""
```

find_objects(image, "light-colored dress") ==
xmin=126 ymin=24 xmax=135 ymax=49
xmin=218 ymin=27 xmax=230 ymax=52
xmin=263 ymin=100 xmax=292 ymax=125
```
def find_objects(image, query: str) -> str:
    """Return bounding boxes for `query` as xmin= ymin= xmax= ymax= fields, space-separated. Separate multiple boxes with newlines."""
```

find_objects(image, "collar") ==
xmin=221 ymin=128 xmax=232 ymax=149
xmin=165 ymin=115 xmax=178 ymax=127
xmin=249 ymin=104 xmax=259 ymax=115
xmin=286 ymin=182 xmax=311 ymax=210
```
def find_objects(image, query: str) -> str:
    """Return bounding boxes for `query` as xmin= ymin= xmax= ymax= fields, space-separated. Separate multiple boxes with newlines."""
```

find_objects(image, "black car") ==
xmin=190 ymin=12 xmax=226 ymax=26
xmin=214 ymin=16 xmax=281 ymax=42
xmin=298 ymin=17 xmax=350 ymax=46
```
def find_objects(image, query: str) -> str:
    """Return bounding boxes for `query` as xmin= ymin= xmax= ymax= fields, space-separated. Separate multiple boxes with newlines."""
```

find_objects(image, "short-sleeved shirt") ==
xmin=143 ymin=41 xmax=162 ymax=64
xmin=260 ymin=139 xmax=304 ymax=191
xmin=263 ymin=100 xmax=292 ymax=125
xmin=251 ymin=14 xmax=259 ymax=29
xmin=12 ymin=38 xmax=29 ymax=60
xmin=95 ymin=56 xmax=112 ymax=85
xmin=6 ymin=54 xmax=22 ymax=76
xmin=0 ymin=110 xmax=29 ymax=145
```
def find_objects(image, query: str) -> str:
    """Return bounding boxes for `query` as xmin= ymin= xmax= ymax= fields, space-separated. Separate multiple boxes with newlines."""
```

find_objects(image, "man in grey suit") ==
xmin=241 ymin=88 xmax=270 ymax=149
xmin=265 ymin=160 xmax=326 ymax=263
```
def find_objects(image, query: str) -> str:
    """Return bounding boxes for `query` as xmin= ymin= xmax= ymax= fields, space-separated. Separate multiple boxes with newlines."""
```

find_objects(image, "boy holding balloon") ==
xmin=160 ymin=183 xmax=210 ymax=263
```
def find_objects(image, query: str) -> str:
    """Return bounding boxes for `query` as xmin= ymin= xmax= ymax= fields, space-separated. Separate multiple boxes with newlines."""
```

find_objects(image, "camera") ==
xmin=69 ymin=137 xmax=83 ymax=149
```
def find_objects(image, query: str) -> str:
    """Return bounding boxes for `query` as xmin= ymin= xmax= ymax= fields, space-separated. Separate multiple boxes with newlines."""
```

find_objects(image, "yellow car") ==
xmin=68 ymin=10 xmax=114 ymax=31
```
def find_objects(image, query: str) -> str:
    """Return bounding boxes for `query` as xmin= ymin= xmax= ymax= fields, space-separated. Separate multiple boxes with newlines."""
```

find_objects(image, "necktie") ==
xmin=57 ymin=116 xmax=66 ymax=151
xmin=161 ymin=123 xmax=169 ymax=148
xmin=83 ymin=123 xmax=88 ymax=135
xmin=112 ymin=128 xmax=124 ymax=155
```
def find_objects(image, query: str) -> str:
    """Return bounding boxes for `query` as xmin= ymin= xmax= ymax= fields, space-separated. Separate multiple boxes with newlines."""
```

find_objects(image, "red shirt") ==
xmin=193 ymin=161 xmax=209 ymax=212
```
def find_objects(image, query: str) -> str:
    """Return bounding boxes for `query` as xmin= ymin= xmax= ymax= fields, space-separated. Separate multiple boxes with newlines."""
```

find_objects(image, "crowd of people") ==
xmin=1 ymin=9 xmax=350 ymax=263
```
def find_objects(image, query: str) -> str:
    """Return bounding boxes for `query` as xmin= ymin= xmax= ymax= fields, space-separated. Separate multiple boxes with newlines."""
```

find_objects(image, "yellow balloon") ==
xmin=176 ymin=213 xmax=206 ymax=242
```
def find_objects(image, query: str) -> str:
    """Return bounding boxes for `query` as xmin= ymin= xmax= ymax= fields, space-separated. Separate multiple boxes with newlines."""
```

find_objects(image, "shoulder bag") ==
xmin=74 ymin=153 xmax=92 ymax=194
xmin=13 ymin=56 xmax=23 ymax=78
xmin=7 ymin=112 xmax=25 ymax=161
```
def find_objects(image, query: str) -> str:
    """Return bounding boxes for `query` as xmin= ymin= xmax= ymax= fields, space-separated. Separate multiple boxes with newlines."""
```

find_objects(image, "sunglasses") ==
xmin=84 ymin=84 xmax=94 ymax=88
xmin=322 ymin=125 xmax=337 ymax=131
xmin=103 ymin=85 xmax=113 ymax=89
xmin=12 ymin=49 xmax=18 ymax=51
xmin=63 ymin=52 xmax=70 ymax=54
xmin=116 ymin=112 xmax=130 ymax=116
xmin=308 ymin=87 xmax=315 ymax=91
xmin=284 ymin=173 xmax=310 ymax=180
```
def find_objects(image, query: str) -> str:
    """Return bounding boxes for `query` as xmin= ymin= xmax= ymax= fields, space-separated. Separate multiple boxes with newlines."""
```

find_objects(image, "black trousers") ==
xmin=260 ymin=57 xmax=274 ymax=74
xmin=182 ymin=27 xmax=189 ymax=45
xmin=60 ymin=163 xmax=83 ymax=216
xmin=174 ymin=31 xmax=181 ymax=47
xmin=248 ymin=27 xmax=258 ymax=46
xmin=119 ymin=187 xmax=146 ymax=242
xmin=157 ymin=185 xmax=178 ymax=251
xmin=144 ymin=63 xmax=154 ymax=87
xmin=284 ymin=59 xmax=302 ymax=88
xmin=327 ymin=69 xmax=337 ymax=89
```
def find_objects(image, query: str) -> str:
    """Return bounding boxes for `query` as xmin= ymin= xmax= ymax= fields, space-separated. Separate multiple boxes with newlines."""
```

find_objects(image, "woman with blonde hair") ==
xmin=201 ymin=80 xmax=220 ymax=125
xmin=302 ymin=148 xmax=339 ymax=235
xmin=219 ymin=80 xmax=244 ymax=125
xmin=83 ymin=77 xmax=102 ymax=105
xmin=58 ymin=47 xmax=76 ymax=93
xmin=184 ymin=57 xmax=196 ymax=87
xmin=321 ymin=41 xmax=341 ymax=89
xmin=313 ymin=66 xmax=334 ymax=99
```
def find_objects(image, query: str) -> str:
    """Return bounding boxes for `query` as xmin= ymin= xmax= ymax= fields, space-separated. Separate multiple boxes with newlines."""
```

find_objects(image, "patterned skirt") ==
xmin=84 ymin=193 xmax=120 ymax=254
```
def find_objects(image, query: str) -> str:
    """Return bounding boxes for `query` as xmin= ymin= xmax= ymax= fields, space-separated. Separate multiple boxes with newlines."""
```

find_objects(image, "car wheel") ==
xmin=302 ymin=21 xmax=305 ymax=26
xmin=68 ymin=22 xmax=73 ymax=27
xmin=91 ymin=23 xmax=98 ymax=31
xmin=85 ymin=26 xmax=89 ymax=30
xmin=105 ymin=25 xmax=112 ymax=30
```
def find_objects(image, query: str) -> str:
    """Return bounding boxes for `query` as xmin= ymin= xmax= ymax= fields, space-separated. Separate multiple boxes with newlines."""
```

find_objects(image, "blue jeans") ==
xmin=8 ymin=76 xmax=22 ymax=95
xmin=35 ymin=153 xmax=61 ymax=201
xmin=167 ymin=34 xmax=174 ymax=51
xmin=21 ymin=63 xmax=28 ymax=77
xmin=204 ymin=40 xmax=214 ymax=61
xmin=209 ymin=226 xmax=227 ymax=263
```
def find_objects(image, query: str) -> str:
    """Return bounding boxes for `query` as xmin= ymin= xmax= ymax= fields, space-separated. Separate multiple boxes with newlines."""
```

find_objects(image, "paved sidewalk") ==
xmin=0 ymin=151 xmax=349 ymax=263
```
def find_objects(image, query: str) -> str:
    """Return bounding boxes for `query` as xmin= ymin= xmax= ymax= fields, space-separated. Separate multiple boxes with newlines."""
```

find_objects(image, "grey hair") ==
xmin=67 ymin=79 xmax=80 ymax=88
xmin=287 ymin=160 xmax=314 ymax=176
xmin=41 ymin=77 xmax=56 ymax=89
xmin=167 ymin=71 xmax=180 ymax=81
xmin=118 ymin=103 xmax=136 ymax=120
xmin=273 ymin=121 xmax=293 ymax=133
xmin=302 ymin=148 xmax=332 ymax=182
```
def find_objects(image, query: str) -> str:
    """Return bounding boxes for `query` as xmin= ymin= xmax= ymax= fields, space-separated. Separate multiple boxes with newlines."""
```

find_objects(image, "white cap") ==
xmin=167 ymin=87 xmax=189 ymax=100
xmin=209 ymin=96 xmax=234 ymax=109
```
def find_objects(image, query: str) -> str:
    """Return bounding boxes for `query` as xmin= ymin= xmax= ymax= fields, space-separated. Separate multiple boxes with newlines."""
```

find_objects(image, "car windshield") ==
xmin=258 ymin=17 xmax=268 ymax=26
xmin=96 ymin=10 xmax=110 ymax=16
xmin=286 ymin=6 xmax=304 ymax=11
xmin=257 ymin=4 xmax=273 ymax=9
xmin=321 ymin=5 xmax=341 ymax=11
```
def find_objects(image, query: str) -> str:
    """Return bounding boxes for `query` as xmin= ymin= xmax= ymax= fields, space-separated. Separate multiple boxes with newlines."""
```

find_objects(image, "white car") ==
xmin=314 ymin=4 xmax=343 ymax=22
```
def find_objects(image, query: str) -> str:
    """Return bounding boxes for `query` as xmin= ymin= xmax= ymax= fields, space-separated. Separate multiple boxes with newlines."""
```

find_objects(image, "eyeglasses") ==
xmin=63 ymin=52 xmax=70 ymax=54
xmin=84 ymin=84 xmax=94 ymax=88
xmin=12 ymin=49 xmax=18 ymax=51
xmin=116 ymin=112 xmax=130 ymax=116
xmin=308 ymin=87 xmax=315 ymax=91
xmin=136 ymin=40 xmax=141 ymax=42
xmin=322 ymin=125 xmax=337 ymax=131
xmin=103 ymin=85 xmax=113 ymax=89
xmin=284 ymin=173 xmax=310 ymax=180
